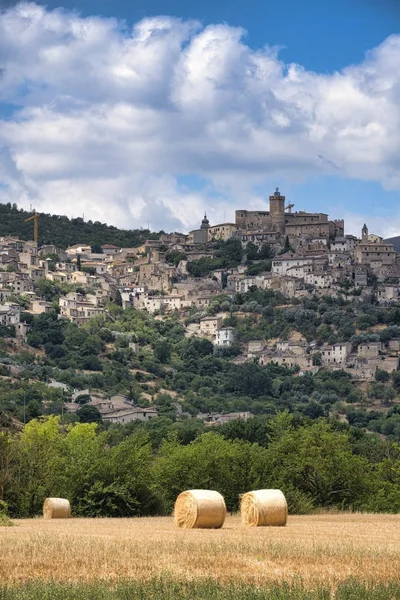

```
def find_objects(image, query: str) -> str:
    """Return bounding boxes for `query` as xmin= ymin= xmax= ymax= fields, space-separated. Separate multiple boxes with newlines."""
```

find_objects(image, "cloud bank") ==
xmin=0 ymin=2 xmax=399 ymax=233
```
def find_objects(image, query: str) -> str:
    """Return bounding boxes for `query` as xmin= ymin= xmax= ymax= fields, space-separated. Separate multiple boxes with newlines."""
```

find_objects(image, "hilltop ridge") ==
xmin=384 ymin=236 xmax=400 ymax=252
xmin=0 ymin=202 xmax=160 ymax=249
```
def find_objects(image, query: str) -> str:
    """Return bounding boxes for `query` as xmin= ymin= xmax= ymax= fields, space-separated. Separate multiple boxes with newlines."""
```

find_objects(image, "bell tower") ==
xmin=362 ymin=223 xmax=368 ymax=242
xmin=269 ymin=187 xmax=286 ymax=235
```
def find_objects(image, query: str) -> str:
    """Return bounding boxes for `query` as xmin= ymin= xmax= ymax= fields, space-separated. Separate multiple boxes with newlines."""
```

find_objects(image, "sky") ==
xmin=0 ymin=0 xmax=399 ymax=236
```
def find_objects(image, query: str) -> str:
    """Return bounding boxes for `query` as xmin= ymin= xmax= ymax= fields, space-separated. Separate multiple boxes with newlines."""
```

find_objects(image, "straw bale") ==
xmin=174 ymin=489 xmax=226 ymax=529
xmin=43 ymin=498 xmax=71 ymax=519
xmin=241 ymin=489 xmax=287 ymax=527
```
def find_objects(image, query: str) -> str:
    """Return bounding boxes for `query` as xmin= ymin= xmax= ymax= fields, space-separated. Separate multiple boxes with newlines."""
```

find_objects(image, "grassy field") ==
xmin=0 ymin=514 xmax=399 ymax=598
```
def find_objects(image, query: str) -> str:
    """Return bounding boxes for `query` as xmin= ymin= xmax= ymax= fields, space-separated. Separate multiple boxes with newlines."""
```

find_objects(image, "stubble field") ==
xmin=1 ymin=513 xmax=400 ymax=599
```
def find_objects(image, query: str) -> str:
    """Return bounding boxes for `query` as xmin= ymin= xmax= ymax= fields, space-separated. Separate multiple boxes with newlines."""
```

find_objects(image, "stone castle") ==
xmin=235 ymin=188 xmax=344 ymax=241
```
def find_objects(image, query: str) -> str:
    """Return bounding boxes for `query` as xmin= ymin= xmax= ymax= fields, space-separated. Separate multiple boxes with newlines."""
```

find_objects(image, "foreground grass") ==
xmin=1 ymin=579 xmax=400 ymax=600
xmin=1 ymin=514 xmax=400 ymax=587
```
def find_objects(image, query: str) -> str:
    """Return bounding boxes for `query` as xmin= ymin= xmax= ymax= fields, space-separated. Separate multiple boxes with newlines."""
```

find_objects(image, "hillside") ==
xmin=1 ymin=289 xmax=400 ymax=520
xmin=385 ymin=236 xmax=400 ymax=252
xmin=1 ymin=286 xmax=400 ymax=443
xmin=0 ymin=202 xmax=160 ymax=249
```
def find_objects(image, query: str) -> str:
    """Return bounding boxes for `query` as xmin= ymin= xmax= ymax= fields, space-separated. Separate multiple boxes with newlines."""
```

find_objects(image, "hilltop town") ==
xmin=1 ymin=191 xmax=400 ymax=433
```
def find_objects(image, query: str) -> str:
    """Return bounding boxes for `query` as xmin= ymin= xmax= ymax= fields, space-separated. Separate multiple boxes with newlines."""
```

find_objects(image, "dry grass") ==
xmin=0 ymin=514 xmax=399 ymax=587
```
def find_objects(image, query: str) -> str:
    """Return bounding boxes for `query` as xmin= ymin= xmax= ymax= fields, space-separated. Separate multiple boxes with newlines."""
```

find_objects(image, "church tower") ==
xmin=269 ymin=187 xmax=286 ymax=235
xmin=200 ymin=213 xmax=210 ymax=230
xmin=362 ymin=223 xmax=368 ymax=242
xmin=200 ymin=213 xmax=210 ymax=229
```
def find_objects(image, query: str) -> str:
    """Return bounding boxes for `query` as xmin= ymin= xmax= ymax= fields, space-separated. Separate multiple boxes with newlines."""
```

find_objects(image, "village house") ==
xmin=102 ymin=407 xmax=158 ymax=424
xmin=0 ymin=288 xmax=12 ymax=303
xmin=357 ymin=342 xmax=382 ymax=359
xmin=200 ymin=316 xmax=223 ymax=337
xmin=330 ymin=237 xmax=348 ymax=253
xmin=304 ymin=272 xmax=333 ymax=289
xmin=30 ymin=300 xmax=53 ymax=314
xmin=388 ymin=339 xmax=400 ymax=352
xmin=215 ymin=327 xmax=235 ymax=347
xmin=207 ymin=223 xmax=238 ymax=242
xmin=321 ymin=343 xmax=352 ymax=366
xmin=0 ymin=302 xmax=20 ymax=326
xmin=247 ymin=340 xmax=265 ymax=357
xmin=198 ymin=411 xmax=253 ymax=426
xmin=65 ymin=244 xmax=92 ymax=257
xmin=226 ymin=274 xmax=243 ymax=292
xmin=101 ymin=244 xmax=121 ymax=255
xmin=376 ymin=286 xmax=399 ymax=305
xmin=11 ymin=276 xmax=34 ymax=294
xmin=59 ymin=292 xmax=105 ymax=325
xmin=260 ymin=353 xmax=313 ymax=370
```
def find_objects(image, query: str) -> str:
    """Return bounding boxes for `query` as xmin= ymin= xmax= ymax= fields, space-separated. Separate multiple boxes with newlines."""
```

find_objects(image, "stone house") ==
xmin=376 ymin=286 xmax=399 ymax=305
xmin=65 ymin=244 xmax=92 ymax=257
xmin=30 ymin=300 xmax=53 ymax=314
xmin=207 ymin=223 xmax=238 ymax=241
xmin=365 ymin=356 xmax=399 ymax=374
xmin=272 ymin=253 xmax=313 ymax=277
xmin=59 ymin=293 xmax=105 ymax=324
xmin=330 ymin=237 xmax=348 ymax=253
xmin=0 ymin=288 xmax=12 ymax=303
xmin=0 ymin=303 xmax=20 ymax=326
xmin=259 ymin=351 xmax=312 ymax=370
xmin=200 ymin=316 xmax=222 ymax=337
xmin=304 ymin=272 xmax=333 ymax=289
xmin=247 ymin=340 xmax=265 ymax=356
xmin=46 ymin=272 xmax=71 ymax=285
xmin=226 ymin=274 xmax=243 ymax=292
xmin=388 ymin=339 xmax=400 ymax=352
xmin=355 ymin=241 xmax=396 ymax=267
xmin=102 ymin=407 xmax=158 ymax=424
xmin=357 ymin=342 xmax=382 ymax=359
xmin=101 ymin=244 xmax=121 ymax=255
xmin=321 ymin=343 xmax=352 ymax=365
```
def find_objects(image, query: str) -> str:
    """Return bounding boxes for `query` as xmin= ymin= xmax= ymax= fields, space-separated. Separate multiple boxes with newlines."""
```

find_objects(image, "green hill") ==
xmin=0 ymin=202 xmax=160 ymax=249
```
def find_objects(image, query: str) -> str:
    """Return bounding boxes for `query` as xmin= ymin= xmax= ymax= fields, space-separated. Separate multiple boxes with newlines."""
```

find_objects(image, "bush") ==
xmin=0 ymin=500 xmax=13 ymax=527
xmin=376 ymin=370 xmax=390 ymax=383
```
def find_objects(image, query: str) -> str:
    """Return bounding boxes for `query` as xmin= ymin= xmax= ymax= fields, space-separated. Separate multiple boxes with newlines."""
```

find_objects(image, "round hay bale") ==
xmin=240 ymin=489 xmax=288 ymax=527
xmin=43 ymin=498 xmax=71 ymax=519
xmin=174 ymin=489 xmax=226 ymax=529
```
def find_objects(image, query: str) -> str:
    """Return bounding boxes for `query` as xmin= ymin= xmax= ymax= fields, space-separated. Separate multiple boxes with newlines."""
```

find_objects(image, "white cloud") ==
xmin=0 ymin=2 xmax=399 ymax=233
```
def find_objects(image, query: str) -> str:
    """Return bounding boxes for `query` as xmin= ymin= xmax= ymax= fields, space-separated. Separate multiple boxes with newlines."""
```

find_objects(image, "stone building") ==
xmin=200 ymin=316 xmax=222 ymax=337
xmin=321 ymin=343 xmax=352 ymax=365
xmin=215 ymin=327 xmax=235 ymax=347
xmin=357 ymin=342 xmax=382 ymax=358
xmin=355 ymin=224 xmax=396 ymax=267
xmin=235 ymin=188 xmax=344 ymax=241
xmin=207 ymin=223 xmax=238 ymax=241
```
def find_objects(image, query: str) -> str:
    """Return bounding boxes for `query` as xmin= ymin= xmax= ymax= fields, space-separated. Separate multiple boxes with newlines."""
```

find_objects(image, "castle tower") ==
xmin=362 ymin=223 xmax=368 ymax=242
xmin=269 ymin=187 xmax=286 ymax=235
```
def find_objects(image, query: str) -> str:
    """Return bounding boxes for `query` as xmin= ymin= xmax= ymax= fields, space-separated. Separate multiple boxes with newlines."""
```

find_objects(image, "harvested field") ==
xmin=0 ymin=514 xmax=400 ymax=587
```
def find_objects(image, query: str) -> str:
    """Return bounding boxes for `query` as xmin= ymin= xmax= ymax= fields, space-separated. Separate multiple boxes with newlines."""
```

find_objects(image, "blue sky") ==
xmin=38 ymin=0 xmax=400 ymax=72
xmin=0 ymin=0 xmax=399 ymax=234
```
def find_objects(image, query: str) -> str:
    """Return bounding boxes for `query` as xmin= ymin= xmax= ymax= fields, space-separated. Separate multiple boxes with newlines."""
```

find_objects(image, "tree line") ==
xmin=0 ymin=202 xmax=160 ymax=248
xmin=1 ymin=412 xmax=400 ymax=519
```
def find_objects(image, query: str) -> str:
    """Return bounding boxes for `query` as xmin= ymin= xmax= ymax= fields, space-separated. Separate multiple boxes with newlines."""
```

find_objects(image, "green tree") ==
xmin=115 ymin=290 xmax=123 ymax=307
xmin=154 ymin=341 xmax=172 ymax=364
xmin=263 ymin=422 xmax=373 ymax=509
xmin=9 ymin=417 xmax=63 ymax=516
xmin=76 ymin=405 xmax=103 ymax=424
